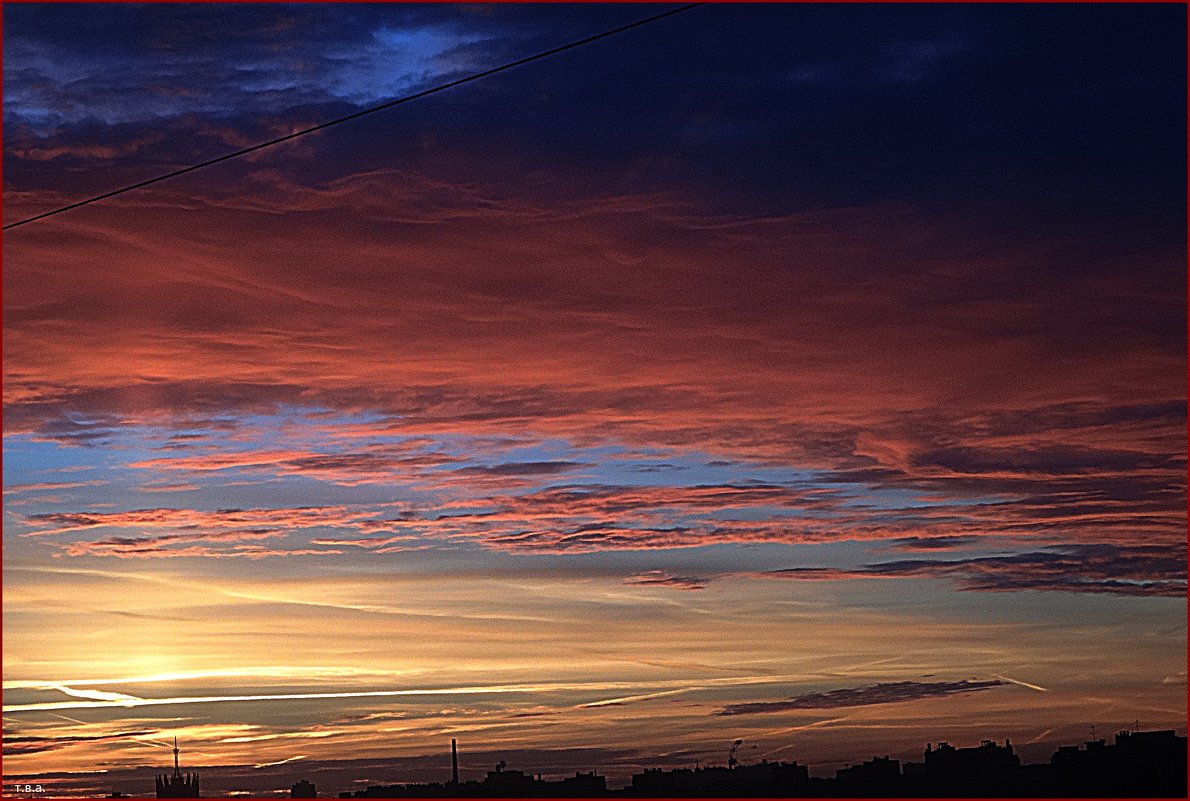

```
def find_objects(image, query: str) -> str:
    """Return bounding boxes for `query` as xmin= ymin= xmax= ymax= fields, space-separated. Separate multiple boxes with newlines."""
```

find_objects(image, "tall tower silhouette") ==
xmin=156 ymin=737 xmax=200 ymax=798
xmin=451 ymin=739 xmax=459 ymax=785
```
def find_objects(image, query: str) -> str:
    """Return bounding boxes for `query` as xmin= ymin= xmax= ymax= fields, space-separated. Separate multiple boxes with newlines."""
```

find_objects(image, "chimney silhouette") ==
xmin=451 ymin=739 xmax=459 ymax=785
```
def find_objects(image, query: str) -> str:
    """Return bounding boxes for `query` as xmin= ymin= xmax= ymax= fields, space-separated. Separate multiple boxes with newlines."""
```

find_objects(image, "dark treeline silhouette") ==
xmin=329 ymin=729 xmax=1187 ymax=799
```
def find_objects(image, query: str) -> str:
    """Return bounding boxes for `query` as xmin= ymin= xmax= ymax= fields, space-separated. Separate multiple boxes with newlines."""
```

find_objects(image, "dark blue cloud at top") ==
xmin=2 ymin=3 xmax=525 ymax=127
xmin=2 ymin=3 xmax=1186 ymax=303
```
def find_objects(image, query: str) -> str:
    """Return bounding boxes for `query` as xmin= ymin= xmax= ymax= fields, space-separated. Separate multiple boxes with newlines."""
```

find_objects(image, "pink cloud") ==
xmin=3 ymin=167 xmax=1182 ymax=571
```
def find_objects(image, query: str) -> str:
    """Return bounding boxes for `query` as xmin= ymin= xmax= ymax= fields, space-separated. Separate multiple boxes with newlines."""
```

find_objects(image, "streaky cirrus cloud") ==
xmin=4 ymin=168 xmax=1182 ymax=578
xmin=716 ymin=680 xmax=1004 ymax=715
xmin=883 ymin=535 xmax=983 ymax=551
xmin=2 ymin=729 xmax=160 ymax=756
xmin=755 ymin=544 xmax=1188 ymax=597
xmin=622 ymin=570 xmax=709 ymax=591
xmin=21 ymin=504 xmax=403 ymax=538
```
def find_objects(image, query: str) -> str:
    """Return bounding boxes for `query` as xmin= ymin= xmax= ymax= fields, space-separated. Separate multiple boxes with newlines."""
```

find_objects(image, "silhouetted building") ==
xmin=924 ymin=738 xmax=1018 ymax=792
xmin=1050 ymin=728 xmax=1187 ymax=797
xmin=556 ymin=772 xmax=607 ymax=797
xmin=156 ymin=738 xmax=200 ymax=798
xmin=901 ymin=760 xmax=926 ymax=779
xmin=836 ymin=756 xmax=901 ymax=788
xmin=339 ymin=745 xmax=606 ymax=798
xmin=291 ymin=779 xmax=318 ymax=798
xmin=331 ymin=729 xmax=1187 ymax=798
xmin=628 ymin=760 xmax=809 ymax=796
xmin=481 ymin=762 xmax=538 ymax=795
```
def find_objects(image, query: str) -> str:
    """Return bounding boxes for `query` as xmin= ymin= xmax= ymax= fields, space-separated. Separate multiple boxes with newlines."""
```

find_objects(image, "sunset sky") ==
xmin=2 ymin=3 xmax=1186 ymax=796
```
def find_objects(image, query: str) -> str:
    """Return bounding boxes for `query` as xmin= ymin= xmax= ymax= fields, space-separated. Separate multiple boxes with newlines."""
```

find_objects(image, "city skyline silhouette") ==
xmin=68 ymin=728 xmax=1189 ymax=798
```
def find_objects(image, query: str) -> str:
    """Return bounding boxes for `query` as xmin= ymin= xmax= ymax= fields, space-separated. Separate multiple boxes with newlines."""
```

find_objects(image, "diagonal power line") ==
xmin=3 ymin=3 xmax=702 ymax=231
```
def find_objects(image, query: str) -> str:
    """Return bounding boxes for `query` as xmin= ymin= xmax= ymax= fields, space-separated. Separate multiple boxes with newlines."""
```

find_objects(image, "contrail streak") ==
xmin=5 ymin=678 xmax=715 ymax=713
xmin=44 ymin=684 xmax=142 ymax=705
xmin=579 ymin=688 xmax=697 ymax=708
xmin=1025 ymin=727 xmax=1056 ymax=744
xmin=757 ymin=716 xmax=852 ymax=757
xmin=6 ymin=687 xmax=550 ymax=713
xmin=3 ymin=673 xmax=818 ymax=714
xmin=994 ymin=675 xmax=1049 ymax=692
xmin=45 ymin=712 xmax=90 ymax=726
xmin=254 ymin=755 xmax=308 ymax=769
xmin=4 ymin=665 xmax=422 ymax=690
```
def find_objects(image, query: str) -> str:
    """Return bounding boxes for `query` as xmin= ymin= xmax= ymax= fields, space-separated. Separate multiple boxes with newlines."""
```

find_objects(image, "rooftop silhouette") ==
xmin=155 ymin=738 xmax=200 ymax=799
xmin=291 ymin=779 xmax=318 ymax=798
xmin=328 ymin=729 xmax=1187 ymax=798
xmin=114 ymin=727 xmax=1187 ymax=798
